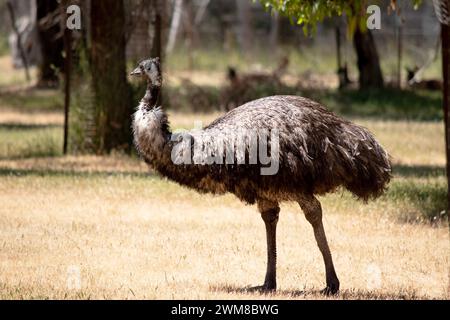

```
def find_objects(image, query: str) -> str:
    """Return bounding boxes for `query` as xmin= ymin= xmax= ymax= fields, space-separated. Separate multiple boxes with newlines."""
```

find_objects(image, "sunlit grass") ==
xmin=0 ymin=116 xmax=447 ymax=299
xmin=0 ymin=167 xmax=447 ymax=299
xmin=0 ymin=50 xmax=448 ymax=300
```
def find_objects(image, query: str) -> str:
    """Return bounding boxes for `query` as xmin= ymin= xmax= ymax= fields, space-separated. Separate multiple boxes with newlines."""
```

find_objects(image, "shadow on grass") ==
xmin=392 ymin=164 xmax=446 ymax=178
xmin=210 ymin=284 xmax=320 ymax=298
xmin=0 ymin=123 xmax=61 ymax=130
xmin=386 ymin=181 xmax=447 ymax=222
xmin=0 ymin=89 xmax=63 ymax=112
xmin=210 ymin=284 xmax=429 ymax=300
xmin=163 ymin=83 xmax=442 ymax=121
xmin=0 ymin=167 xmax=154 ymax=179
xmin=0 ymin=153 xmax=61 ymax=161
xmin=302 ymin=88 xmax=443 ymax=121
xmin=0 ymin=163 xmax=446 ymax=221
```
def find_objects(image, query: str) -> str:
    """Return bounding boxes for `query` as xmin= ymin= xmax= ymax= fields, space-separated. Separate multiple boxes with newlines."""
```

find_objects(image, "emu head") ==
xmin=130 ymin=57 xmax=162 ymax=87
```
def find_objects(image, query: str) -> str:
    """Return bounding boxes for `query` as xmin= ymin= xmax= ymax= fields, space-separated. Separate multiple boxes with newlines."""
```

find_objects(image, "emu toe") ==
xmin=247 ymin=283 xmax=276 ymax=293
xmin=321 ymin=281 xmax=340 ymax=296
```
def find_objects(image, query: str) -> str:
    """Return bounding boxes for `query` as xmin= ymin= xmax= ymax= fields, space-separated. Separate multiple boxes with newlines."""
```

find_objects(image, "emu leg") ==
xmin=299 ymin=196 xmax=340 ymax=295
xmin=254 ymin=200 xmax=279 ymax=291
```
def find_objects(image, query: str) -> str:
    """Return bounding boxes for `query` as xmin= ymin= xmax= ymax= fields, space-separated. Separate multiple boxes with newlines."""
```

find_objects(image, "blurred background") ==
xmin=0 ymin=0 xmax=448 ymax=300
xmin=0 ymin=0 xmax=444 ymax=154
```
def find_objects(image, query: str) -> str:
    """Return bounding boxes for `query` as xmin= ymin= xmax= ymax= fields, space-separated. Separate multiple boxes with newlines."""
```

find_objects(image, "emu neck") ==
xmin=142 ymin=82 xmax=161 ymax=107
xmin=133 ymin=79 xmax=172 ymax=166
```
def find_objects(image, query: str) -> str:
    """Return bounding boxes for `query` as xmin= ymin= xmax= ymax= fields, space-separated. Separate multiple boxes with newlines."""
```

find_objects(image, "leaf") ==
xmin=257 ymin=0 xmax=424 ymax=36
xmin=302 ymin=24 xmax=309 ymax=36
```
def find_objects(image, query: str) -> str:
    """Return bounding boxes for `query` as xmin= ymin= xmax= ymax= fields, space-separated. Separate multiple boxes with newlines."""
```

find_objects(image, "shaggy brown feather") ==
xmin=131 ymin=57 xmax=392 ymax=294
xmin=133 ymin=91 xmax=391 ymax=205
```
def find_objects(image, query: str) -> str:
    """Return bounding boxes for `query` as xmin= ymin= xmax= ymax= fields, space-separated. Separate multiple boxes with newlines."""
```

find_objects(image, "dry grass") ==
xmin=0 ymin=171 xmax=448 ymax=300
xmin=0 ymin=54 xmax=448 ymax=299
xmin=0 ymin=109 xmax=63 ymax=126
xmin=360 ymin=120 xmax=446 ymax=166
xmin=0 ymin=110 xmax=449 ymax=300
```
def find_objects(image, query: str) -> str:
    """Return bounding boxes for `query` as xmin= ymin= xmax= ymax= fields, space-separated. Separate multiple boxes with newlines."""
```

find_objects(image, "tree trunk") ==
xmin=183 ymin=0 xmax=198 ymax=69
xmin=442 ymin=22 xmax=450 ymax=215
xmin=353 ymin=27 xmax=384 ymax=89
xmin=236 ymin=0 xmax=252 ymax=56
xmin=151 ymin=0 xmax=163 ymax=59
xmin=166 ymin=0 xmax=183 ymax=54
xmin=150 ymin=0 xmax=165 ymax=107
xmin=36 ymin=0 xmax=64 ymax=87
xmin=6 ymin=1 xmax=30 ymax=82
xmin=62 ymin=1 xmax=72 ymax=155
xmin=396 ymin=18 xmax=403 ymax=89
xmin=269 ymin=11 xmax=279 ymax=49
xmin=90 ymin=0 xmax=132 ymax=153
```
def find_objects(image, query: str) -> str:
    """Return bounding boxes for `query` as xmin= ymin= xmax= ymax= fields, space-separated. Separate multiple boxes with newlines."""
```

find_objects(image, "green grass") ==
xmin=387 ymin=178 xmax=447 ymax=223
xmin=307 ymin=88 xmax=443 ymax=121
xmin=0 ymin=125 xmax=63 ymax=159
xmin=0 ymin=89 xmax=63 ymax=112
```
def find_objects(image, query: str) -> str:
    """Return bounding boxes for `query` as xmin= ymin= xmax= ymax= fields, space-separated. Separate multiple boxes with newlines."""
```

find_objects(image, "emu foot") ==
xmin=320 ymin=280 xmax=340 ymax=296
xmin=247 ymin=283 xmax=276 ymax=293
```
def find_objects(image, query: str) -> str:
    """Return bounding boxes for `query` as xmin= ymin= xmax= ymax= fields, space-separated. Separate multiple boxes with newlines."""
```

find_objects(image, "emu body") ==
xmin=131 ymin=58 xmax=392 ymax=294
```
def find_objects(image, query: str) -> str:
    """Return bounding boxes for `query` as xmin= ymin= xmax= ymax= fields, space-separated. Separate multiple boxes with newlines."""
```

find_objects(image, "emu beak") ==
xmin=130 ymin=67 xmax=142 ymax=77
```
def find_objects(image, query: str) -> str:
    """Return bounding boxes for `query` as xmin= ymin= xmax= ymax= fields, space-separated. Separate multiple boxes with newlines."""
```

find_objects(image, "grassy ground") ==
xmin=0 ymin=166 xmax=448 ymax=299
xmin=0 ymin=111 xmax=448 ymax=300
xmin=0 ymin=55 xmax=448 ymax=299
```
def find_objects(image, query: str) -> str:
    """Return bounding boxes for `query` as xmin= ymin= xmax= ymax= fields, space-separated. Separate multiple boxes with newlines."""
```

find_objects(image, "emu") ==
xmin=131 ymin=58 xmax=391 ymax=295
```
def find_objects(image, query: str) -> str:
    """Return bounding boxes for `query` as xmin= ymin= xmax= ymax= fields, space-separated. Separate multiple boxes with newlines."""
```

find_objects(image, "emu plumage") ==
xmin=131 ymin=58 xmax=391 ymax=294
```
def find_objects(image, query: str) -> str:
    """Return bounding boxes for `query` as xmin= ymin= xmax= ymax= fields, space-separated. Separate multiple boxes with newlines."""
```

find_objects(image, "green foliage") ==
xmin=259 ymin=0 xmax=423 ymax=34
